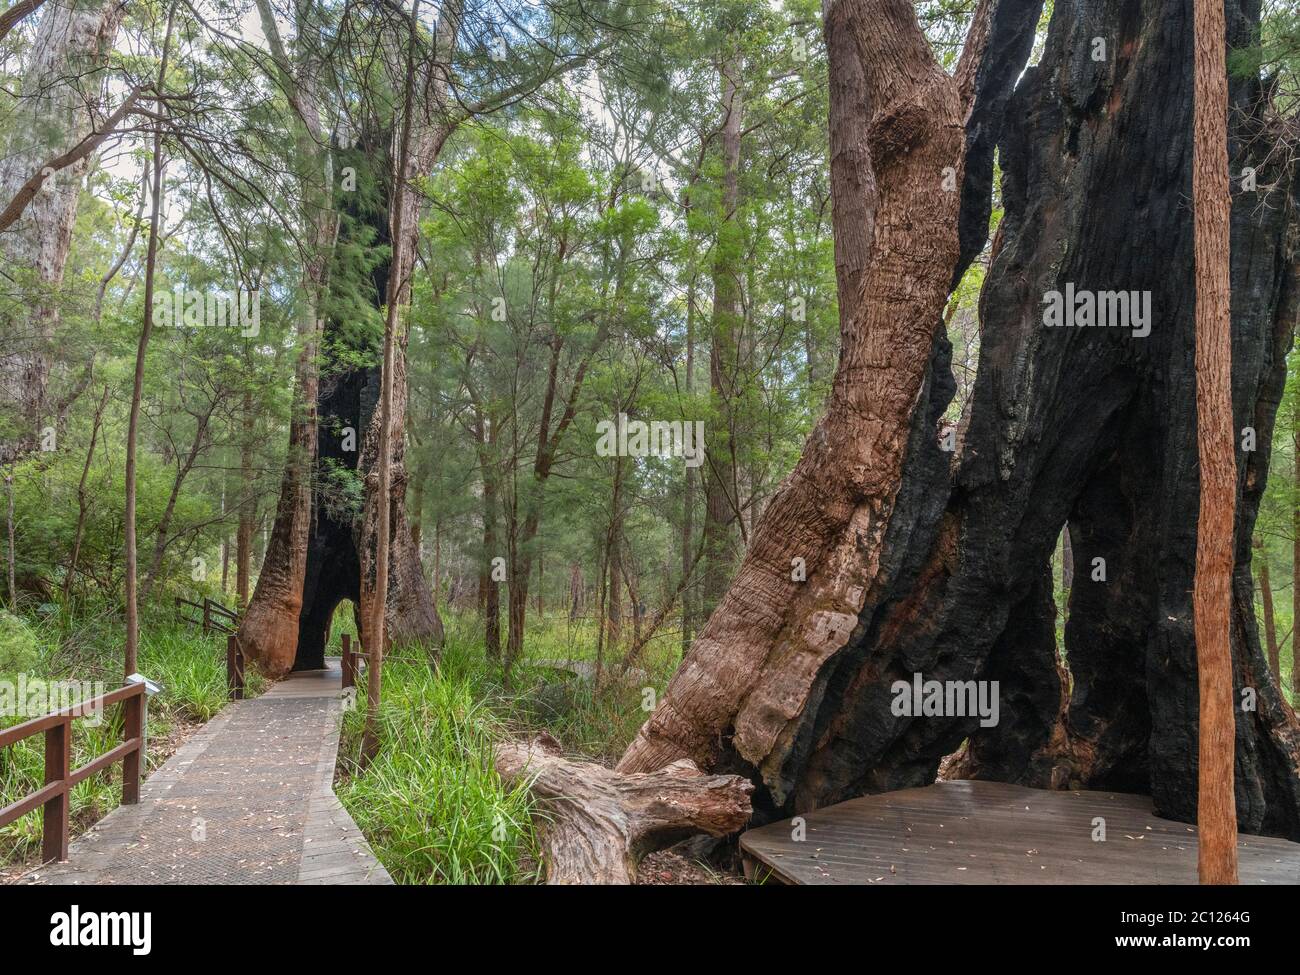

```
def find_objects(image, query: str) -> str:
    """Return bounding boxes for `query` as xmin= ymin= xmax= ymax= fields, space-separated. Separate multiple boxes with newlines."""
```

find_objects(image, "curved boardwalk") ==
xmin=20 ymin=660 xmax=391 ymax=886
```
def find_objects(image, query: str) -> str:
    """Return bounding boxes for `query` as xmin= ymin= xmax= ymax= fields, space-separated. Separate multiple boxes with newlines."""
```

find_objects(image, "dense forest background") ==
xmin=1 ymin=0 xmax=1299 ymax=880
xmin=2 ymin=0 xmax=1298 ymax=696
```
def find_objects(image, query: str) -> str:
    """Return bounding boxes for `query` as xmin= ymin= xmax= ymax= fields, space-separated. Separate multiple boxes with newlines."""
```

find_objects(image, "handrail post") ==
xmin=226 ymin=634 xmax=245 ymax=700
xmin=122 ymin=690 xmax=143 ymax=805
xmin=41 ymin=717 xmax=70 ymax=862
xmin=341 ymin=633 xmax=353 ymax=689
xmin=202 ymin=598 xmax=211 ymax=634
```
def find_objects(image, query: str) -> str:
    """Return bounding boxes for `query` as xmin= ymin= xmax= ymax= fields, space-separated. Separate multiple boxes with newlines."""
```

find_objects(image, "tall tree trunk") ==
xmin=620 ymin=0 xmax=988 ymax=784
xmin=236 ymin=388 xmax=254 ymax=607
xmin=701 ymin=45 xmax=744 ymax=618
xmin=4 ymin=464 xmax=14 ymax=608
xmin=682 ymin=261 xmax=697 ymax=655
xmin=0 ymin=0 xmax=126 ymax=448
xmin=362 ymin=0 xmax=420 ymax=759
xmin=238 ymin=0 xmax=333 ymax=676
xmin=1191 ymin=0 xmax=1238 ymax=884
xmin=1294 ymin=414 xmax=1299 ymax=701
xmin=125 ymin=13 xmax=175 ymax=678
xmin=476 ymin=407 xmax=501 ymax=660
xmin=1190 ymin=0 xmax=1237 ymax=889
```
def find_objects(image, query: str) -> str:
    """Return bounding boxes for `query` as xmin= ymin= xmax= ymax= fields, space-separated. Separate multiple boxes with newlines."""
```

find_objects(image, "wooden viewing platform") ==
xmin=18 ymin=659 xmax=391 ymax=886
xmin=740 ymin=780 xmax=1300 ymax=885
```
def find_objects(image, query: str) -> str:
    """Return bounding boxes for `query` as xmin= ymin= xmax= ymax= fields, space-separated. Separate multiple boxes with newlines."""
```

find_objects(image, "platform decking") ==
xmin=19 ymin=659 xmax=391 ymax=886
xmin=740 ymin=780 xmax=1300 ymax=885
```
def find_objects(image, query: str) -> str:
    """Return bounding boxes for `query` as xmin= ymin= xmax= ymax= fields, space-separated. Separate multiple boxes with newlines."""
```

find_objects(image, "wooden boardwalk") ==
xmin=19 ymin=659 xmax=391 ymax=886
xmin=740 ymin=780 xmax=1300 ymax=885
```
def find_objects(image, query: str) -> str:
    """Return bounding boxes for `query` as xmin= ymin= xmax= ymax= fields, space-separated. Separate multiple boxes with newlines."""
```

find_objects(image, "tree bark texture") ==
xmin=620 ymin=0 xmax=1300 ymax=842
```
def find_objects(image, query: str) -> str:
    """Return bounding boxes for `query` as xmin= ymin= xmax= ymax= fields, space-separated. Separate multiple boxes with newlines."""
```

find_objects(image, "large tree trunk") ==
xmin=619 ymin=0 xmax=1300 ymax=843
xmin=0 ymin=0 xmax=125 ymax=447
xmin=619 ymin=0 xmax=992 ymax=785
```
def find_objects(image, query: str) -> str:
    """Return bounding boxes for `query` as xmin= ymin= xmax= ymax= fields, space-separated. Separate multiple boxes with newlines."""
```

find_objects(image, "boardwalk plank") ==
xmin=739 ymin=780 xmax=1300 ymax=885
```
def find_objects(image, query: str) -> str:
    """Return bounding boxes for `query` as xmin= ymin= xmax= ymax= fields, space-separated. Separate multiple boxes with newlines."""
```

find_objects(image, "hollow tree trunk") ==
xmin=619 ymin=0 xmax=998 ymax=789
xmin=623 ymin=0 xmax=1300 ymax=842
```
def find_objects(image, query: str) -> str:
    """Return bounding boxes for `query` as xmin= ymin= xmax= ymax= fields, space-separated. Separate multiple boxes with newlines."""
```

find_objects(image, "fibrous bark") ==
xmin=495 ymin=733 xmax=752 ymax=884
xmin=0 ymin=0 xmax=126 ymax=448
xmin=1191 ymin=0 xmax=1238 ymax=884
xmin=620 ymin=0 xmax=1300 ymax=843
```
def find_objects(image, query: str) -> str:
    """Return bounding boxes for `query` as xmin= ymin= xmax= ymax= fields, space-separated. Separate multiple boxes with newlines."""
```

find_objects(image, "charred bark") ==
xmin=621 ymin=0 xmax=1300 ymax=842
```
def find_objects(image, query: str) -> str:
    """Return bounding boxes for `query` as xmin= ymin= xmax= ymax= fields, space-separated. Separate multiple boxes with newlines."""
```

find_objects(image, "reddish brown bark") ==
xmin=620 ymin=0 xmax=975 ymax=784
xmin=1192 ymin=0 xmax=1238 ymax=885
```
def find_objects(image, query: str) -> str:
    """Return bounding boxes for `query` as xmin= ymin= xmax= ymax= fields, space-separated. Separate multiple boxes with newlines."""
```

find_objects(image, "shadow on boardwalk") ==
xmin=21 ymin=659 xmax=391 ymax=886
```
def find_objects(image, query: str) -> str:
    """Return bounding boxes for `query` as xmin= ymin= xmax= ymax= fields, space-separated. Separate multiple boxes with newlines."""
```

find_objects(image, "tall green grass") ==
xmin=336 ymin=643 xmax=542 ymax=884
xmin=334 ymin=611 xmax=681 ymax=883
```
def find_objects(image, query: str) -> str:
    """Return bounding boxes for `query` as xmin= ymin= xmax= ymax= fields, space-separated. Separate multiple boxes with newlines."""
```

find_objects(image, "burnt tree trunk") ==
xmin=619 ymin=0 xmax=1300 ymax=842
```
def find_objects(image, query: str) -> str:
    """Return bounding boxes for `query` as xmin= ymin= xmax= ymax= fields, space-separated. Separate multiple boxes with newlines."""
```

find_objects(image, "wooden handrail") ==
xmin=340 ymin=634 xmax=368 ymax=690
xmin=0 ymin=681 xmax=147 ymax=862
xmin=175 ymin=596 xmax=240 ymax=635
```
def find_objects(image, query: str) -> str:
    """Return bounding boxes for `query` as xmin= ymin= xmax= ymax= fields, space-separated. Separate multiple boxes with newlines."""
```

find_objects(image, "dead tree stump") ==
xmin=495 ymin=734 xmax=753 ymax=884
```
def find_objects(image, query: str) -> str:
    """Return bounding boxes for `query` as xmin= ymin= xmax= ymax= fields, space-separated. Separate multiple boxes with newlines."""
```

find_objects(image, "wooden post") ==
xmin=122 ymin=690 xmax=142 ymax=805
xmin=202 ymin=597 xmax=211 ymax=633
xmin=41 ymin=719 xmax=70 ymax=862
xmin=226 ymin=633 xmax=245 ymax=700
xmin=342 ymin=633 xmax=353 ymax=689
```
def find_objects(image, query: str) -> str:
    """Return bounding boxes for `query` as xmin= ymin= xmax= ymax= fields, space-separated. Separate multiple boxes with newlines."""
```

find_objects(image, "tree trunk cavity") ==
xmin=618 ymin=0 xmax=1300 ymax=843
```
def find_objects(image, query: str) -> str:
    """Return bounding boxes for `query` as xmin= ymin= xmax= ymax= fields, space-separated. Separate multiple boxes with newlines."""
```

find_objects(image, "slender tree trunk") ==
xmin=702 ymin=47 xmax=744 ymax=618
xmin=4 ymin=465 xmax=14 ymax=608
xmin=236 ymin=388 xmax=254 ymax=607
xmin=1254 ymin=539 xmax=1280 ymax=681
xmin=125 ymin=16 xmax=174 ymax=677
xmin=1294 ymin=415 xmax=1299 ymax=700
xmin=64 ymin=384 xmax=109 ymax=602
xmin=569 ymin=562 xmax=582 ymax=622
xmin=362 ymin=0 xmax=421 ymax=760
xmin=142 ymin=408 xmax=214 ymax=602
xmin=477 ymin=409 xmax=501 ymax=660
xmin=1192 ymin=0 xmax=1238 ymax=885
xmin=682 ymin=263 xmax=697 ymax=655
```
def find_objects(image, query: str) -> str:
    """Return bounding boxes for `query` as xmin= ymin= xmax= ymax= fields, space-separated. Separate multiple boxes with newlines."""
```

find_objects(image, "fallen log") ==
xmin=495 ymin=733 xmax=753 ymax=884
